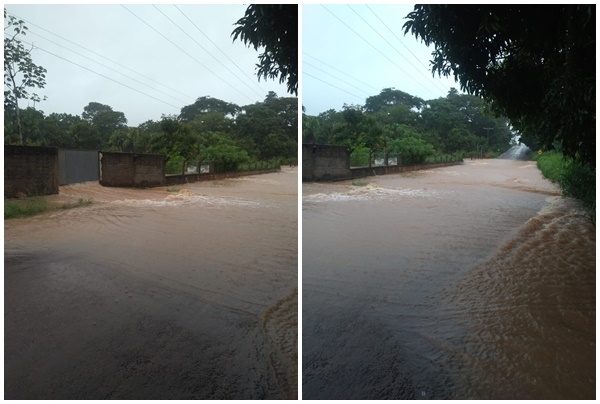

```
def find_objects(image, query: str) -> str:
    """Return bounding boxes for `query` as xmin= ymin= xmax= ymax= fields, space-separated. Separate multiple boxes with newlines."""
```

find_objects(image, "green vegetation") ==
xmin=4 ymin=197 xmax=93 ymax=220
xmin=351 ymin=179 xmax=369 ymax=187
xmin=536 ymin=152 xmax=595 ymax=215
xmin=5 ymin=92 xmax=297 ymax=173
xmin=232 ymin=5 xmax=298 ymax=95
xmin=404 ymin=5 xmax=594 ymax=169
xmin=303 ymin=87 xmax=512 ymax=166
xmin=4 ymin=9 xmax=47 ymax=145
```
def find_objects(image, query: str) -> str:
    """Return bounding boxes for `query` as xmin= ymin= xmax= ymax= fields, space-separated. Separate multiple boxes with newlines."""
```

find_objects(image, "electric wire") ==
xmin=321 ymin=5 xmax=438 ymax=99
xmin=303 ymin=52 xmax=379 ymax=93
xmin=120 ymin=5 xmax=255 ymax=103
xmin=152 ymin=4 xmax=265 ymax=99
xmin=303 ymin=60 xmax=371 ymax=96
xmin=304 ymin=71 xmax=365 ymax=102
xmin=25 ymin=28 xmax=192 ymax=106
xmin=173 ymin=4 xmax=266 ymax=95
xmin=6 ymin=33 xmax=182 ymax=111
xmin=363 ymin=4 xmax=449 ymax=94
xmin=6 ymin=11 xmax=196 ymax=103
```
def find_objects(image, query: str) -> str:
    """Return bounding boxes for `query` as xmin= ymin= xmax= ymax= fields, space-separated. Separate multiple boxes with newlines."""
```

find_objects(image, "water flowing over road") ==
xmin=302 ymin=159 xmax=594 ymax=399
xmin=5 ymin=169 xmax=298 ymax=400
xmin=498 ymin=144 xmax=533 ymax=161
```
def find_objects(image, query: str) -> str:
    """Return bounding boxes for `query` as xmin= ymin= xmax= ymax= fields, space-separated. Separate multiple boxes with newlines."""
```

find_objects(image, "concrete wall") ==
xmin=99 ymin=152 xmax=166 ymax=188
xmin=302 ymin=144 xmax=350 ymax=181
xmin=4 ymin=145 xmax=59 ymax=197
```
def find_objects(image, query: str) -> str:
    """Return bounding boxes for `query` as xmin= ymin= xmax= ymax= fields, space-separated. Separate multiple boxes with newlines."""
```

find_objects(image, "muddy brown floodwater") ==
xmin=302 ymin=159 xmax=595 ymax=400
xmin=4 ymin=168 xmax=298 ymax=400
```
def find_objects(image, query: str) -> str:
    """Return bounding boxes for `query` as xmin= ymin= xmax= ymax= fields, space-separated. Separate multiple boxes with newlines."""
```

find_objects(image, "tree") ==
xmin=388 ymin=136 xmax=435 ymax=164
xmin=232 ymin=4 xmax=298 ymax=95
xmin=235 ymin=93 xmax=298 ymax=160
xmin=82 ymin=102 xmax=127 ymax=148
xmin=150 ymin=115 xmax=199 ymax=175
xmin=364 ymin=88 xmax=424 ymax=113
xmin=404 ymin=5 xmax=595 ymax=166
xmin=179 ymin=96 xmax=240 ymax=122
xmin=4 ymin=9 xmax=47 ymax=144
xmin=203 ymin=139 xmax=250 ymax=172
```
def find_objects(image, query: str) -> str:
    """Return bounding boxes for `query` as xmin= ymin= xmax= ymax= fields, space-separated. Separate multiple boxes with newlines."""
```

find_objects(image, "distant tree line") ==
xmin=4 ymin=91 xmax=298 ymax=173
xmin=302 ymin=87 xmax=514 ymax=165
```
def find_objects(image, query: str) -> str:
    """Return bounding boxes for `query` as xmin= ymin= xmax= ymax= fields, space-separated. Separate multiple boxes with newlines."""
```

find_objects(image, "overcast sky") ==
xmin=302 ymin=4 xmax=462 ymax=116
xmin=4 ymin=4 xmax=292 ymax=126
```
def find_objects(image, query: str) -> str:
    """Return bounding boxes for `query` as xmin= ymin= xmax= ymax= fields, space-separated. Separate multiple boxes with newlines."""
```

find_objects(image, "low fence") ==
xmin=350 ymin=160 xmax=462 ymax=179
xmin=351 ymin=152 xmax=463 ymax=168
xmin=304 ymin=143 xmax=464 ymax=182
xmin=165 ymin=167 xmax=281 ymax=186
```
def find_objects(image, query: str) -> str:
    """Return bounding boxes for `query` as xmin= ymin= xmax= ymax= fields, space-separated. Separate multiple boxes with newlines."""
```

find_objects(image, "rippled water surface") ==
xmin=302 ymin=160 xmax=595 ymax=399
xmin=5 ymin=169 xmax=298 ymax=399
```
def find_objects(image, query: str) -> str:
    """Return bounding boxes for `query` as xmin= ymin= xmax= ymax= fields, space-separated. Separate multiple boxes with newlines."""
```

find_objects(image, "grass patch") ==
xmin=4 ymin=197 xmax=48 ymax=219
xmin=352 ymin=179 xmax=369 ymax=187
xmin=536 ymin=152 xmax=564 ymax=183
xmin=4 ymin=197 xmax=93 ymax=220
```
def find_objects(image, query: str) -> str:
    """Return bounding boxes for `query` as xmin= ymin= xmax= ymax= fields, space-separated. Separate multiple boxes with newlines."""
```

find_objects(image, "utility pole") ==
xmin=483 ymin=127 xmax=494 ymax=157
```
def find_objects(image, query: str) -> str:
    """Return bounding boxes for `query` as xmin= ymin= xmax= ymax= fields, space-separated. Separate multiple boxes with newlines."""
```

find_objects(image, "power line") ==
xmin=173 ymin=4 xmax=266 ymax=95
xmin=6 ymin=11 xmax=197 ymax=103
xmin=321 ymin=5 xmax=438 ymax=99
xmin=303 ymin=52 xmax=380 ymax=93
xmin=304 ymin=60 xmax=371 ymax=96
xmin=348 ymin=5 xmax=448 ymax=95
xmin=152 ymin=4 xmax=264 ymax=99
xmin=304 ymin=71 xmax=365 ymax=102
xmin=26 ymin=28 xmax=191 ymax=106
xmin=7 ymin=33 xmax=182 ymax=111
xmin=364 ymin=4 xmax=449 ymax=94
xmin=121 ymin=5 xmax=255 ymax=103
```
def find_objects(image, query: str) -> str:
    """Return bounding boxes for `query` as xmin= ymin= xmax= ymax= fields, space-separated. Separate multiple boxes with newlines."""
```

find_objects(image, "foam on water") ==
xmin=303 ymin=183 xmax=444 ymax=203
xmin=112 ymin=190 xmax=264 ymax=209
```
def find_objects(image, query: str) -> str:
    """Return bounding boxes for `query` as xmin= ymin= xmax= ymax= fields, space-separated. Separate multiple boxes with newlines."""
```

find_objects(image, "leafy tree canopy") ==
xmin=179 ymin=96 xmax=240 ymax=122
xmin=232 ymin=4 xmax=298 ymax=95
xmin=4 ymin=8 xmax=47 ymax=144
xmin=364 ymin=87 xmax=424 ymax=113
xmin=403 ymin=5 xmax=595 ymax=166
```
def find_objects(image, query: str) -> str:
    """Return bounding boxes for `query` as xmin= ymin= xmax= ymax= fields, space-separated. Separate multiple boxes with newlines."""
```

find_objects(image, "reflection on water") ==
xmin=302 ymin=160 xmax=594 ymax=400
xmin=5 ymin=169 xmax=298 ymax=399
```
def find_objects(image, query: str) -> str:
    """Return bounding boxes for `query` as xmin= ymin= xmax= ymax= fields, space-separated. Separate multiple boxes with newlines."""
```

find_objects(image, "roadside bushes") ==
xmin=536 ymin=151 xmax=595 ymax=214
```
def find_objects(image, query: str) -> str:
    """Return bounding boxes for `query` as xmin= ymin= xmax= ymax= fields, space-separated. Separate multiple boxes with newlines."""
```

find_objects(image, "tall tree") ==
xmin=232 ymin=4 xmax=298 ymax=95
xmin=82 ymin=102 xmax=127 ymax=148
xmin=404 ymin=5 xmax=595 ymax=166
xmin=179 ymin=96 xmax=240 ymax=122
xmin=4 ymin=9 xmax=47 ymax=144
xmin=364 ymin=88 xmax=424 ymax=113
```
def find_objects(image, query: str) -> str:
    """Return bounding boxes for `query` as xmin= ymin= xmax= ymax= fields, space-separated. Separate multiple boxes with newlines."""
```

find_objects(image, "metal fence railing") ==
xmin=350 ymin=152 xmax=463 ymax=168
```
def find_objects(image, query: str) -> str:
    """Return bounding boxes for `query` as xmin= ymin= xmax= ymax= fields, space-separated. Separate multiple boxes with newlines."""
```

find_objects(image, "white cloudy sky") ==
xmin=302 ymin=4 xmax=462 ymax=116
xmin=4 ymin=3 xmax=292 ymax=126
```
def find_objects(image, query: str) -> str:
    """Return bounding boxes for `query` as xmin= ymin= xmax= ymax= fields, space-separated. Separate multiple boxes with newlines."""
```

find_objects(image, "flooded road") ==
xmin=302 ymin=159 xmax=595 ymax=399
xmin=5 ymin=169 xmax=297 ymax=399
